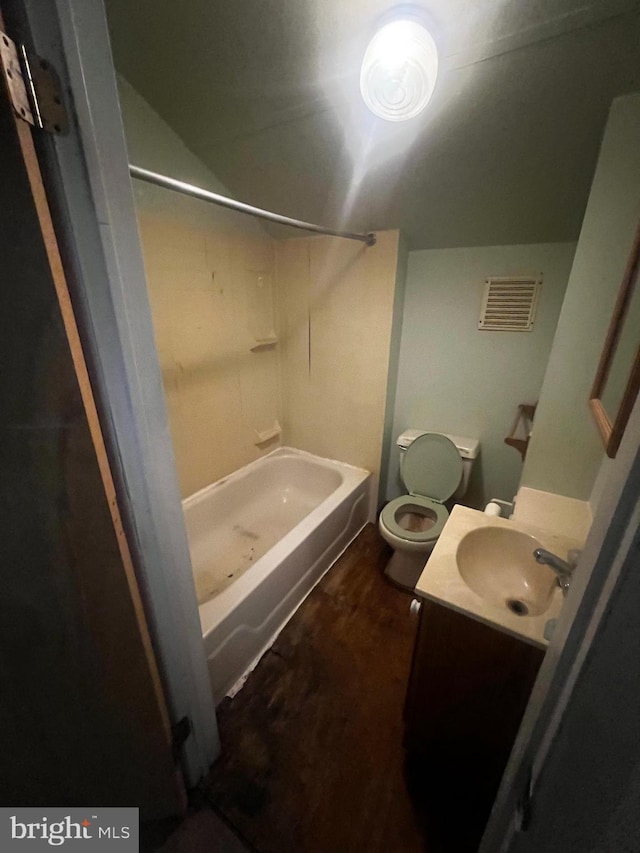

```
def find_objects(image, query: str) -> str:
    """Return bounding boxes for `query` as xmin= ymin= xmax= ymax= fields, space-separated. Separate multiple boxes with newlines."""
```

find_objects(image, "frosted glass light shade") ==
xmin=360 ymin=19 xmax=438 ymax=121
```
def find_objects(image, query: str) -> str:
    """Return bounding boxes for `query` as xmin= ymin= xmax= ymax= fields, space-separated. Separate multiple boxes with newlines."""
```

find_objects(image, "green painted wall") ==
xmin=521 ymin=93 xmax=640 ymax=499
xmin=386 ymin=243 xmax=576 ymax=508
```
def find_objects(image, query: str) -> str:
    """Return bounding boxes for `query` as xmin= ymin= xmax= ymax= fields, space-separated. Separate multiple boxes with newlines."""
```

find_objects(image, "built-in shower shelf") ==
xmin=254 ymin=421 xmax=281 ymax=445
xmin=250 ymin=337 xmax=278 ymax=352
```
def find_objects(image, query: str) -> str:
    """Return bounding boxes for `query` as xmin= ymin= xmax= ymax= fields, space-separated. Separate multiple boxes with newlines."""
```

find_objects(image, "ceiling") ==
xmin=106 ymin=0 xmax=640 ymax=249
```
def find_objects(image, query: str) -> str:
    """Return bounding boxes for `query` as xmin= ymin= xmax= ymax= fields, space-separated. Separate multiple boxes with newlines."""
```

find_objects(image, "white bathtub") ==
xmin=183 ymin=447 xmax=371 ymax=703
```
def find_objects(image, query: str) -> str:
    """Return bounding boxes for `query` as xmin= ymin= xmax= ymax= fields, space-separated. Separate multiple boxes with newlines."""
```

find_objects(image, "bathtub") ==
xmin=183 ymin=447 xmax=371 ymax=704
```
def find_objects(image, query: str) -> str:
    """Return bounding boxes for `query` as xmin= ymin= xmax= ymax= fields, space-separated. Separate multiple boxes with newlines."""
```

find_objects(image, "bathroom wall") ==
xmin=118 ymin=78 xmax=281 ymax=498
xmin=276 ymin=231 xmax=402 ymax=515
xmin=521 ymin=93 xmax=640 ymax=501
xmin=386 ymin=243 xmax=576 ymax=508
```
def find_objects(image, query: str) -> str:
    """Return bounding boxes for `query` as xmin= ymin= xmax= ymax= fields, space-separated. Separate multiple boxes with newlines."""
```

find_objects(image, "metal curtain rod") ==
xmin=129 ymin=165 xmax=376 ymax=247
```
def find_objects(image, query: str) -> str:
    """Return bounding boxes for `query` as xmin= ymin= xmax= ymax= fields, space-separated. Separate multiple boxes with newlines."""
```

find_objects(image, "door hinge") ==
xmin=171 ymin=716 xmax=193 ymax=760
xmin=0 ymin=29 xmax=68 ymax=134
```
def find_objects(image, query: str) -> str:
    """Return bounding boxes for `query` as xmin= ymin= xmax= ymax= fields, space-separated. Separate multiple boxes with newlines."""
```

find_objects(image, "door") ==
xmin=0 ymin=20 xmax=185 ymax=817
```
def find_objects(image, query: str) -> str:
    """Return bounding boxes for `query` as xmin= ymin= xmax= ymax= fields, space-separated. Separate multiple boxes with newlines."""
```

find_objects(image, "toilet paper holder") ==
xmin=505 ymin=403 xmax=537 ymax=460
xmin=484 ymin=498 xmax=514 ymax=518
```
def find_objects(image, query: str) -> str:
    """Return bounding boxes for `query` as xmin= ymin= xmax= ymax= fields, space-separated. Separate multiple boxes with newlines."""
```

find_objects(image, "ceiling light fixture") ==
xmin=360 ymin=14 xmax=438 ymax=122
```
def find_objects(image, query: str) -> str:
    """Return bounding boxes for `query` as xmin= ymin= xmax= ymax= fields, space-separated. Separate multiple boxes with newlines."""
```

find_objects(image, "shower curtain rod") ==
xmin=129 ymin=165 xmax=377 ymax=247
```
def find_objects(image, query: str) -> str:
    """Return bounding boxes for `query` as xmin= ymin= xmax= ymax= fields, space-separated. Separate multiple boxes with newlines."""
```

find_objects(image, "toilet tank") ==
xmin=396 ymin=429 xmax=480 ymax=499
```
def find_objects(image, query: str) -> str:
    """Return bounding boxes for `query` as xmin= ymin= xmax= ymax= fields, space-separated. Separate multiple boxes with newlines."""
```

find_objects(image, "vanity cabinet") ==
xmin=404 ymin=600 xmax=544 ymax=845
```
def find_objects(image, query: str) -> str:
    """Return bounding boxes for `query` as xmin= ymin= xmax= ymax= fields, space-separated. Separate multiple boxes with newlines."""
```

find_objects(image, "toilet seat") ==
xmin=381 ymin=433 xmax=463 ymax=545
xmin=380 ymin=495 xmax=448 ymax=543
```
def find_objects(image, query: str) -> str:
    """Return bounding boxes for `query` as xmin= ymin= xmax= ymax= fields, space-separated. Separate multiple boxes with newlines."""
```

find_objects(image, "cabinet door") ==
xmin=404 ymin=601 xmax=543 ymax=767
xmin=404 ymin=602 xmax=543 ymax=849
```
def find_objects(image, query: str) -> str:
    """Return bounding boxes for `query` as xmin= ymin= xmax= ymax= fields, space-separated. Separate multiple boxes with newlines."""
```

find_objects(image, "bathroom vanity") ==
xmin=404 ymin=599 xmax=543 ymax=820
xmin=403 ymin=502 xmax=586 ymax=843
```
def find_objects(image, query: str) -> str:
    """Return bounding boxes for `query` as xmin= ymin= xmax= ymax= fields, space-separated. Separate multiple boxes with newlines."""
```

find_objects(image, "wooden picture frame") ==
xmin=589 ymin=220 xmax=640 ymax=459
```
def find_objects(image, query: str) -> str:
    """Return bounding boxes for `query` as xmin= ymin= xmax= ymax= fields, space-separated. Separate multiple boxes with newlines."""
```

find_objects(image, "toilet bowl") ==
xmin=379 ymin=430 xmax=479 ymax=590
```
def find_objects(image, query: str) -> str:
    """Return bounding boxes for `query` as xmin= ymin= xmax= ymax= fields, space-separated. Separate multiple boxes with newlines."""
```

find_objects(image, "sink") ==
xmin=415 ymin=505 xmax=579 ymax=647
xmin=456 ymin=526 xmax=558 ymax=616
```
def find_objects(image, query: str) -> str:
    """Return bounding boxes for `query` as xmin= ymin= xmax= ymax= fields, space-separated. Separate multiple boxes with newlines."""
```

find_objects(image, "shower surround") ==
xmin=119 ymin=78 xmax=404 ymax=698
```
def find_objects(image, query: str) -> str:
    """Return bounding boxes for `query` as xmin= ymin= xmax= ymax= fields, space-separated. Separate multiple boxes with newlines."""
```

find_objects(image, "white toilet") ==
xmin=379 ymin=429 xmax=480 ymax=589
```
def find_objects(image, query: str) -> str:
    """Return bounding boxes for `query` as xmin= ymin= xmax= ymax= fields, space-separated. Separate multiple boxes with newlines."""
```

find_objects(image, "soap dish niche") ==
xmin=250 ymin=337 xmax=278 ymax=352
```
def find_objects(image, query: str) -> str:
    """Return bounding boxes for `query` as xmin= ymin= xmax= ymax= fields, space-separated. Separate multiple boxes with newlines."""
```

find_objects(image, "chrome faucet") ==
xmin=533 ymin=548 xmax=580 ymax=594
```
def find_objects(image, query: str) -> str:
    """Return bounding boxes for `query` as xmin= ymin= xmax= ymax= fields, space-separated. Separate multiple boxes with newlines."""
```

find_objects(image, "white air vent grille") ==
xmin=478 ymin=276 xmax=542 ymax=331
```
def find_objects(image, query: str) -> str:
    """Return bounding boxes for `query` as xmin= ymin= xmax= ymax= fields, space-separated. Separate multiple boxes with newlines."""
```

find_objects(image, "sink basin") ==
xmin=456 ymin=526 xmax=558 ymax=616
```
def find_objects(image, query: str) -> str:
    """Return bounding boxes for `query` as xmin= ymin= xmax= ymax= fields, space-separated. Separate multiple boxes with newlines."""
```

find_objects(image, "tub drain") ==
xmin=506 ymin=598 xmax=529 ymax=616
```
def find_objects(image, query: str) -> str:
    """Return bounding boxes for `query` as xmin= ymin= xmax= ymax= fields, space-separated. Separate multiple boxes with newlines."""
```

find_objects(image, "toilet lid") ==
xmin=401 ymin=433 xmax=463 ymax=503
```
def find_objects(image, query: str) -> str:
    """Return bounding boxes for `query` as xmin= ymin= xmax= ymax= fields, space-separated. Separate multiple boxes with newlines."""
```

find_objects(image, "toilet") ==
xmin=379 ymin=430 xmax=480 ymax=590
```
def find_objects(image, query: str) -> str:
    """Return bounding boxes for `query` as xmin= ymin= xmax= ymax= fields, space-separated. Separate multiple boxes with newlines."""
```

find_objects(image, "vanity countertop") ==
xmin=415 ymin=504 xmax=585 ymax=648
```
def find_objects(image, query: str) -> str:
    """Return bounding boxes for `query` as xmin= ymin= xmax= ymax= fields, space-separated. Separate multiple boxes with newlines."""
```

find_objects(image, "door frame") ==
xmin=11 ymin=0 xmax=640 ymax=834
xmin=6 ymin=0 xmax=219 ymax=785
xmin=480 ymin=394 xmax=640 ymax=850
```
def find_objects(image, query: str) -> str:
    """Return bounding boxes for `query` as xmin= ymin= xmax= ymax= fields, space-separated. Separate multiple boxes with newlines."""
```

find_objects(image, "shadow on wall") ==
xmin=465 ymin=452 xmax=486 ymax=509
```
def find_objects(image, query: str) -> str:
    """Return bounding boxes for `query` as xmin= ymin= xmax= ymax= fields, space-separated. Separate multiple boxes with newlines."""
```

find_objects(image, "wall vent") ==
xmin=478 ymin=276 xmax=542 ymax=331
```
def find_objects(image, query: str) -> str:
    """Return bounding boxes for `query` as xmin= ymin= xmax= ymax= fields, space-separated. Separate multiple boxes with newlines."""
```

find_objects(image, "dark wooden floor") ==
xmin=207 ymin=523 xmax=429 ymax=853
